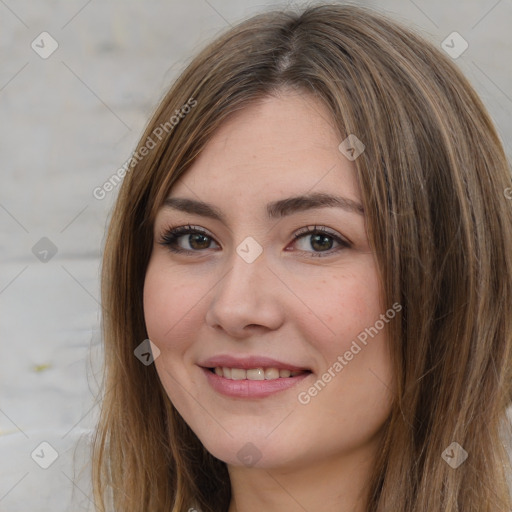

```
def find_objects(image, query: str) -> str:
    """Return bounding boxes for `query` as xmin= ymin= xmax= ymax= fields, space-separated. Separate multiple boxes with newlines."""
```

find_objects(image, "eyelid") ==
xmin=158 ymin=224 xmax=217 ymax=251
xmin=292 ymin=225 xmax=352 ymax=246
xmin=157 ymin=223 xmax=351 ymax=256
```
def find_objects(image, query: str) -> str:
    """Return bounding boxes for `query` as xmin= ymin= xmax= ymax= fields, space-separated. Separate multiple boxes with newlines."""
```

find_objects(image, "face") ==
xmin=143 ymin=91 xmax=395 ymax=471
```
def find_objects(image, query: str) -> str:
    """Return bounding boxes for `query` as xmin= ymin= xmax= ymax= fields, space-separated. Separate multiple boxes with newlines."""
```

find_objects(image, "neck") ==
xmin=226 ymin=441 xmax=379 ymax=512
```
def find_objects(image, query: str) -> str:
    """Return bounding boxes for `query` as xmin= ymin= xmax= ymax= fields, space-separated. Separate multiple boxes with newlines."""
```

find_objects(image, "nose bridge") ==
xmin=217 ymin=240 xmax=269 ymax=305
xmin=205 ymin=240 xmax=284 ymax=334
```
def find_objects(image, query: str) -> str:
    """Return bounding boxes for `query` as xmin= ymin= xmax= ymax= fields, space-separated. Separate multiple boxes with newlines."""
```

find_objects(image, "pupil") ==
xmin=311 ymin=234 xmax=332 ymax=251
xmin=186 ymin=233 xmax=333 ymax=251
xmin=190 ymin=234 xmax=210 ymax=249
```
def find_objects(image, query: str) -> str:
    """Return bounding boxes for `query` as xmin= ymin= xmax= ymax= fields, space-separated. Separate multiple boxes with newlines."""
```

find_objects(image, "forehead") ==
xmin=168 ymin=92 xmax=361 ymax=210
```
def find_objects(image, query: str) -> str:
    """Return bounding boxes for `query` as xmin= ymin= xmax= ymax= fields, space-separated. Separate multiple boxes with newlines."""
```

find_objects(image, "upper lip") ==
xmin=199 ymin=355 xmax=311 ymax=372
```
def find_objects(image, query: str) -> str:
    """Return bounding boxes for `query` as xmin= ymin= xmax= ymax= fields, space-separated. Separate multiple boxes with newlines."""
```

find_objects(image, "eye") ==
xmin=158 ymin=224 xmax=351 ymax=257
xmin=158 ymin=224 xmax=219 ymax=254
xmin=291 ymin=225 xmax=351 ymax=257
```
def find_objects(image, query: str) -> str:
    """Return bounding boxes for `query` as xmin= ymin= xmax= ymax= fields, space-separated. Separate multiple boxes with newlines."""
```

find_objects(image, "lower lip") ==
xmin=201 ymin=367 xmax=311 ymax=398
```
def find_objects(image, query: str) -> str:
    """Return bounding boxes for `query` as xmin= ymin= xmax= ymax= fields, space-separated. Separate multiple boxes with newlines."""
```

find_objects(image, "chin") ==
xmin=191 ymin=426 xmax=300 ymax=469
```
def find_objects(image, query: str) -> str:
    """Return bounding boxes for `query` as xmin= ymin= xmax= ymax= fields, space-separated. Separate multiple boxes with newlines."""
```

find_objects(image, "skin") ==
xmin=143 ymin=90 xmax=395 ymax=512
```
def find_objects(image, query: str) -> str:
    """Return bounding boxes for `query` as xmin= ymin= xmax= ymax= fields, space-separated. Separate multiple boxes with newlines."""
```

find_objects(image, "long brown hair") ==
xmin=92 ymin=3 xmax=512 ymax=511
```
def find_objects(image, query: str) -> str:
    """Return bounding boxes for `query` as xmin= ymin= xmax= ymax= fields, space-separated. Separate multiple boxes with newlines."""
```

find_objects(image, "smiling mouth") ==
xmin=208 ymin=367 xmax=311 ymax=380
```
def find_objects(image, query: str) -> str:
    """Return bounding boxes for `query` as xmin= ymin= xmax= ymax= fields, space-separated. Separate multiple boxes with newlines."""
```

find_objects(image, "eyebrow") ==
xmin=162 ymin=192 xmax=364 ymax=223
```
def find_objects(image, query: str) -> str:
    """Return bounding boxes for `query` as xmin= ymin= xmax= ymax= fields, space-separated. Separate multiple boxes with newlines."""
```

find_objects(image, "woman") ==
xmin=92 ymin=4 xmax=512 ymax=511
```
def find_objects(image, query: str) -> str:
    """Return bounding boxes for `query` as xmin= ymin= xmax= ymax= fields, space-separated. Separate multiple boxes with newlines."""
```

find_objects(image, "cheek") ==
xmin=293 ymin=260 xmax=382 ymax=357
xmin=143 ymin=257 xmax=203 ymax=352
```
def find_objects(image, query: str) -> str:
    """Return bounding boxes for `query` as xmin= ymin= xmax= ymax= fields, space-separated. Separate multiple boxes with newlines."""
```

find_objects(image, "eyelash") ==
xmin=157 ymin=224 xmax=351 ymax=258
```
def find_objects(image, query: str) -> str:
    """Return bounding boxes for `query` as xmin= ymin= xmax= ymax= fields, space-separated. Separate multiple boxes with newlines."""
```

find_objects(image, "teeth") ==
xmin=231 ymin=368 xmax=246 ymax=380
xmin=246 ymin=368 xmax=265 ymax=380
xmin=264 ymin=368 xmax=279 ymax=380
xmin=212 ymin=367 xmax=305 ymax=380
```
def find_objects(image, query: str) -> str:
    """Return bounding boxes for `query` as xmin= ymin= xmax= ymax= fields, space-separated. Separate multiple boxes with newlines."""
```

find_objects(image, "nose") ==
xmin=205 ymin=247 xmax=285 ymax=338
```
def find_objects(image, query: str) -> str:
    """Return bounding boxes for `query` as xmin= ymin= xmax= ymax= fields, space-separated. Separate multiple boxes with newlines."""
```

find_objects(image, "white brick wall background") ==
xmin=1 ymin=1 xmax=510 ymax=510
